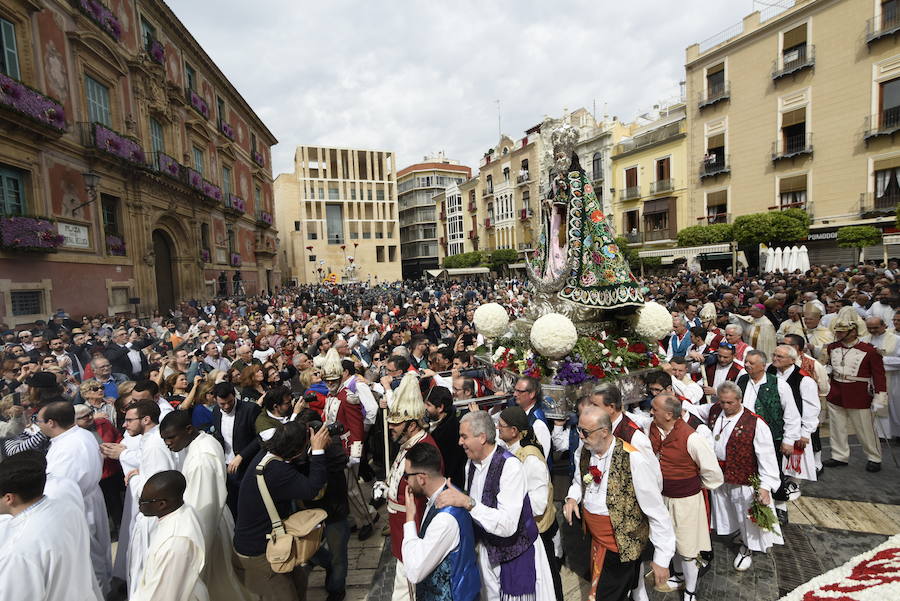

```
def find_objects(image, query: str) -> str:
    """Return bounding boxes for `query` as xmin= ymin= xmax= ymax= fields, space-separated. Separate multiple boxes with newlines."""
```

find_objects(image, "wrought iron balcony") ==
xmin=772 ymin=45 xmax=815 ymax=80
xmin=864 ymin=109 xmax=900 ymax=141
xmin=699 ymin=155 xmax=730 ymax=179
xmin=772 ymin=133 xmax=813 ymax=161
xmin=644 ymin=228 xmax=674 ymax=242
xmin=866 ymin=11 xmax=900 ymax=44
xmin=697 ymin=212 xmax=730 ymax=224
xmin=698 ymin=81 xmax=730 ymax=110
xmin=860 ymin=192 xmax=899 ymax=217
xmin=516 ymin=173 xmax=530 ymax=185
xmin=624 ymin=231 xmax=643 ymax=243
xmin=619 ymin=186 xmax=641 ymax=201
xmin=649 ymin=179 xmax=673 ymax=195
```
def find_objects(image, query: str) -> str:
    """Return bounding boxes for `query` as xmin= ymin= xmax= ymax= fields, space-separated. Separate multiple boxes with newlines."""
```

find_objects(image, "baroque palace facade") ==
xmin=0 ymin=0 xmax=277 ymax=325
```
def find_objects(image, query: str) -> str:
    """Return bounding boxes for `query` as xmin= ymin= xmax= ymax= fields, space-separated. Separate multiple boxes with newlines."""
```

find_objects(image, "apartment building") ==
xmin=397 ymin=155 xmax=470 ymax=278
xmin=274 ymin=146 xmax=402 ymax=284
xmin=610 ymin=102 xmax=688 ymax=249
xmin=684 ymin=0 xmax=900 ymax=264
xmin=0 ymin=0 xmax=277 ymax=323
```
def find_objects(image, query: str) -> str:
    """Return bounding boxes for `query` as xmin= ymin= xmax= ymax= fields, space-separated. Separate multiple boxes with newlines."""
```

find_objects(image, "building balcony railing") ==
xmin=866 ymin=11 xmax=900 ymax=44
xmin=252 ymin=149 xmax=265 ymax=168
xmin=697 ymin=212 xmax=731 ymax=224
xmin=767 ymin=201 xmax=813 ymax=217
xmin=187 ymin=88 xmax=210 ymax=120
xmin=482 ymin=188 xmax=493 ymax=197
xmin=619 ymin=186 xmax=641 ymax=201
xmin=223 ymin=194 xmax=245 ymax=216
xmin=649 ymin=179 xmax=674 ymax=195
xmin=484 ymin=218 xmax=493 ymax=229
xmin=698 ymin=81 xmax=730 ymax=110
xmin=644 ymin=228 xmax=674 ymax=242
xmin=80 ymin=122 xmax=146 ymax=167
xmin=0 ymin=73 xmax=67 ymax=134
xmin=519 ymin=208 xmax=533 ymax=220
xmin=254 ymin=237 xmax=277 ymax=256
xmin=860 ymin=191 xmax=899 ymax=217
xmin=864 ymin=109 xmax=900 ymax=141
xmin=146 ymin=36 xmax=165 ymax=65
xmin=468 ymin=201 xmax=477 ymax=212
xmin=772 ymin=133 xmax=813 ymax=161
xmin=772 ymin=44 xmax=815 ymax=80
xmin=327 ymin=233 xmax=344 ymax=245
xmin=516 ymin=173 xmax=530 ymax=185
xmin=255 ymin=210 xmax=273 ymax=228
xmin=612 ymin=121 xmax=685 ymax=156
xmin=699 ymin=155 xmax=730 ymax=179
xmin=623 ymin=231 xmax=643 ymax=244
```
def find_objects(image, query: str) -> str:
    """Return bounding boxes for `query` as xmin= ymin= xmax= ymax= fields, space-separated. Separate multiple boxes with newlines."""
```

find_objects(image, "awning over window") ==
xmin=425 ymin=269 xmax=445 ymax=278
xmin=446 ymin=267 xmax=490 ymax=276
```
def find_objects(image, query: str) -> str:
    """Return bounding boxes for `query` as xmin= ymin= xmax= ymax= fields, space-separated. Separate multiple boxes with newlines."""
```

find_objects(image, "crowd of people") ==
xmin=0 ymin=261 xmax=897 ymax=601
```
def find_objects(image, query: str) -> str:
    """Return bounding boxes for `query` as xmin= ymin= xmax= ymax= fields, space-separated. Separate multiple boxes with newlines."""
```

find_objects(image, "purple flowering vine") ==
xmin=94 ymin=124 xmax=146 ymax=166
xmin=0 ymin=216 xmax=65 ymax=251
xmin=77 ymin=0 xmax=122 ymax=42
xmin=0 ymin=73 xmax=66 ymax=132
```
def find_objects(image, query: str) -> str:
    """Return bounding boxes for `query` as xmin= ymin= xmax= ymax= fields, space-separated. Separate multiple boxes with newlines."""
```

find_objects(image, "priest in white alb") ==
xmin=159 ymin=410 xmax=249 ymax=601
xmin=729 ymin=304 xmax=776 ymax=359
xmin=862 ymin=316 xmax=900 ymax=439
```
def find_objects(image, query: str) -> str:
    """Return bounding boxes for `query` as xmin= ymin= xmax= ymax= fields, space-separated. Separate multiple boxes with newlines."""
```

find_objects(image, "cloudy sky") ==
xmin=166 ymin=0 xmax=769 ymax=177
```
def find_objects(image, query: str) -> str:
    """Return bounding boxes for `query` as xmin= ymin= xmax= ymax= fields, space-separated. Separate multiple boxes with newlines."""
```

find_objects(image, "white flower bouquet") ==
xmin=474 ymin=303 xmax=509 ymax=339
xmin=530 ymin=313 xmax=578 ymax=359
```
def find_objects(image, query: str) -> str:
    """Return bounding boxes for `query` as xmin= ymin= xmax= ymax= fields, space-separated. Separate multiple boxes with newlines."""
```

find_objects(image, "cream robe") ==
xmin=112 ymin=431 xmax=143 ymax=580
xmin=132 ymin=504 xmax=209 ymax=601
xmin=0 ymin=496 xmax=103 ymax=601
xmin=862 ymin=331 xmax=900 ymax=438
xmin=776 ymin=318 xmax=805 ymax=342
xmin=45 ymin=425 xmax=112 ymax=595
xmin=806 ymin=326 xmax=835 ymax=365
xmin=730 ymin=313 xmax=777 ymax=359
xmin=181 ymin=431 xmax=250 ymax=601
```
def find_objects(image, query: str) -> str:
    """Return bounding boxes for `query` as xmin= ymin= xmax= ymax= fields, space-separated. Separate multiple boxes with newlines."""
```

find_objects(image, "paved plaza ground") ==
xmin=306 ymin=431 xmax=899 ymax=601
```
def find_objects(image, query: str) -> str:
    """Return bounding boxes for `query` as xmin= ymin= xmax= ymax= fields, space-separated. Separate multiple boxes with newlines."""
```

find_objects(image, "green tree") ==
xmin=837 ymin=225 xmax=882 ymax=264
xmin=490 ymin=249 xmax=518 ymax=272
xmin=676 ymin=223 xmax=734 ymax=247
xmin=732 ymin=212 xmax=808 ymax=246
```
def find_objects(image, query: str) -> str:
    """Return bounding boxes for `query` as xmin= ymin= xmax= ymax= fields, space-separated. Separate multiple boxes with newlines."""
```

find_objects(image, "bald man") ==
xmin=132 ymin=471 xmax=208 ymax=601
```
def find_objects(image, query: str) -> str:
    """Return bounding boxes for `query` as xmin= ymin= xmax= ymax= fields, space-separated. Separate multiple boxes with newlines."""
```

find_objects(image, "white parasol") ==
xmin=773 ymin=246 xmax=783 ymax=272
xmin=765 ymin=246 xmax=776 ymax=273
xmin=798 ymin=245 xmax=810 ymax=272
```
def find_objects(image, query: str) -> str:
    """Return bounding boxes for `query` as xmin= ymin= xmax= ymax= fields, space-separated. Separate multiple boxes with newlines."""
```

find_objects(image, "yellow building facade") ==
xmin=685 ymin=0 xmax=900 ymax=263
xmin=610 ymin=102 xmax=688 ymax=249
xmin=274 ymin=146 xmax=402 ymax=285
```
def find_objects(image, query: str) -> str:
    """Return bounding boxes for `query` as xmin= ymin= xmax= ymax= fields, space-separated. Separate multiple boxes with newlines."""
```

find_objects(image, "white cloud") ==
xmin=166 ymin=0 xmax=754 ymax=176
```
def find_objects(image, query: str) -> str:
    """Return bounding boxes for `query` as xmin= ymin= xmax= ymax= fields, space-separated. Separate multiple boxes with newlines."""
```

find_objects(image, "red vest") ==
xmin=707 ymin=404 xmax=758 ymax=486
xmin=613 ymin=414 xmax=640 ymax=444
xmin=704 ymin=361 xmax=743 ymax=387
xmin=334 ymin=387 xmax=365 ymax=454
xmin=648 ymin=418 xmax=701 ymax=498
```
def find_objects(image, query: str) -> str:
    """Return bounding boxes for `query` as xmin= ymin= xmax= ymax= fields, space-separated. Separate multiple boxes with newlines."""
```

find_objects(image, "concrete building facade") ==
xmin=275 ymin=145 xmax=402 ymax=285
xmin=0 ymin=0 xmax=277 ymax=325
xmin=397 ymin=155 xmax=470 ymax=279
xmin=684 ymin=0 xmax=900 ymax=264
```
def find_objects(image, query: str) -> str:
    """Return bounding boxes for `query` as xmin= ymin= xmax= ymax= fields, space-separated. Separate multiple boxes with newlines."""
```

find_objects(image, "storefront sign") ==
xmin=807 ymin=231 xmax=838 ymax=241
xmin=58 ymin=222 xmax=90 ymax=248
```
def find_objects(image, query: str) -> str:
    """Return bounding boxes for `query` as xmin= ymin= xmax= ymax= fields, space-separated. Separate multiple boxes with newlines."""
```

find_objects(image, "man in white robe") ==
xmin=776 ymin=305 xmax=805 ymax=342
xmin=37 ymin=400 xmax=112 ymax=595
xmin=691 ymin=383 xmax=783 ymax=571
xmin=101 ymin=398 xmax=181 ymax=596
xmin=770 ymin=346 xmax=820 ymax=485
xmin=862 ymin=316 xmax=900 ymax=439
xmin=159 ymin=410 xmax=249 ymax=601
xmin=132 ymin=470 xmax=208 ymax=601
xmin=729 ymin=304 xmax=777 ymax=359
xmin=437 ymin=410 xmax=555 ymax=601
xmin=0 ymin=451 xmax=104 ymax=601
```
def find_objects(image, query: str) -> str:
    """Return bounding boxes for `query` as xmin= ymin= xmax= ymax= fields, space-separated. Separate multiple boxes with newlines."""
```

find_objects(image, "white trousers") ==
xmin=827 ymin=403 xmax=881 ymax=463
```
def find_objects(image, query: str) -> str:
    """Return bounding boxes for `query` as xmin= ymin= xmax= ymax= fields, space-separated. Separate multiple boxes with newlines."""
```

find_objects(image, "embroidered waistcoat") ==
xmin=707 ymin=404 xmax=758 ymax=486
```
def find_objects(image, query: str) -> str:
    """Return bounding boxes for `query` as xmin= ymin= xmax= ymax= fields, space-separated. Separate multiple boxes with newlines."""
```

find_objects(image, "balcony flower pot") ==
xmin=185 ymin=168 xmax=203 ymax=191
xmin=76 ymin=0 xmax=122 ymax=41
xmin=158 ymin=153 xmax=182 ymax=179
xmin=200 ymin=248 xmax=211 ymax=263
xmin=0 ymin=73 xmax=66 ymax=132
xmin=147 ymin=39 xmax=165 ymax=65
xmin=94 ymin=123 xmax=146 ymax=166
xmin=201 ymin=180 xmax=222 ymax=203
xmin=252 ymin=150 xmax=265 ymax=167
xmin=105 ymin=234 xmax=126 ymax=256
xmin=189 ymin=90 xmax=210 ymax=120
xmin=0 ymin=216 xmax=65 ymax=252
xmin=220 ymin=121 xmax=235 ymax=140
xmin=230 ymin=252 xmax=242 ymax=267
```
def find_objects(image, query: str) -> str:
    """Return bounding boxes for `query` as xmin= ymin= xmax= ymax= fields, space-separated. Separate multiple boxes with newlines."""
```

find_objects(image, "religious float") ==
xmin=470 ymin=117 xmax=672 ymax=418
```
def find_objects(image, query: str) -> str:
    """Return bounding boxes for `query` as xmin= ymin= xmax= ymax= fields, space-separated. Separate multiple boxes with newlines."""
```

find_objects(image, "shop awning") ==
xmin=507 ymin=262 xmax=527 ymax=269
xmin=884 ymin=234 xmax=900 ymax=245
xmin=425 ymin=269 xmax=445 ymax=277
xmin=638 ymin=243 xmax=731 ymax=259
xmin=446 ymin=267 xmax=490 ymax=276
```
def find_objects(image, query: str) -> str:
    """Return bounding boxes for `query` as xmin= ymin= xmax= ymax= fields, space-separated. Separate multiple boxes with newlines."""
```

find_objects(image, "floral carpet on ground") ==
xmin=778 ymin=533 xmax=900 ymax=600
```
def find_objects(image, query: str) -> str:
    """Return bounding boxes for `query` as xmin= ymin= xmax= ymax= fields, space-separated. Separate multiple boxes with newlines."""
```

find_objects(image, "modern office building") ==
xmin=683 ymin=0 xmax=900 ymax=264
xmin=0 ymin=0 xmax=277 ymax=324
xmin=274 ymin=145 xmax=402 ymax=284
xmin=397 ymin=155 xmax=470 ymax=278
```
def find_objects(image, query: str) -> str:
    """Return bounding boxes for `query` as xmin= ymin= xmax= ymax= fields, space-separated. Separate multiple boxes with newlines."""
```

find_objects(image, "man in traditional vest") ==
xmin=735 ymin=350 xmax=801 ymax=515
xmin=436 ymin=410 xmax=555 ymax=601
xmin=497 ymin=407 xmax=563 ymax=601
xmin=665 ymin=317 xmax=692 ymax=361
xmin=701 ymin=343 xmax=746 ymax=404
xmin=648 ymin=393 xmax=723 ymax=601
xmin=512 ymin=376 xmax=552 ymax=461
xmin=645 ymin=371 xmax=714 ymax=446
xmin=563 ymin=406 xmax=674 ymax=601
xmin=401 ymin=443 xmax=480 ymax=601
xmin=784 ymin=334 xmax=829 ymax=472
xmin=690 ymin=382 xmax=783 ymax=571
xmin=723 ymin=325 xmax=752 ymax=363
xmin=591 ymin=385 xmax=654 ymax=458
xmin=824 ymin=319 xmax=887 ymax=473
xmin=386 ymin=372 xmax=444 ymax=601
xmin=861 ymin=316 xmax=900 ymax=441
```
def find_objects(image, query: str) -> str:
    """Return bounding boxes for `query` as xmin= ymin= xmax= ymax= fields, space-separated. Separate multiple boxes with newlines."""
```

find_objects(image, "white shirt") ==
xmin=524 ymin=404 xmax=551 ymax=460
xmin=714 ymin=361 xmax=745 ymax=388
xmin=126 ymin=343 xmax=143 ymax=376
xmin=775 ymin=365 xmax=820 ymax=439
xmin=671 ymin=377 xmax=704 ymax=404
xmin=740 ymin=372 xmax=801 ymax=445
xmin=253 ymin=348 xmax=275 ymax=363
xmin=156 ymin=396 xmax=174 ymax=419
xmin=508 ymin=441 xmax=549 ymax=517
xmin=401 ymin=482 xmax=460 ymax=585
xmin=220 ymin=407 xmax=236 ymax=463
xmin=565 ymin=441 xmax=674 ymax=566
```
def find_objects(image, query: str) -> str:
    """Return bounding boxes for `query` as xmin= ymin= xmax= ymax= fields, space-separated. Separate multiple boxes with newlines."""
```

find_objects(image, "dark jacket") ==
xmin=211 ymin=400 xmax=262 ymax=473
xmin=431 ymin=412 xmax=466 ymax=490
xmin=104 ymin=340 xmax=151 ymax=379
xmin=300 ymin=437 xmax=349 ymax=523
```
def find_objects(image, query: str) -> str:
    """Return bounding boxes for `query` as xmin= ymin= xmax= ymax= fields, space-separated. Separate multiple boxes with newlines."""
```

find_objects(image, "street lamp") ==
xmin=72 ymin=171 xmax=101 ymax=215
